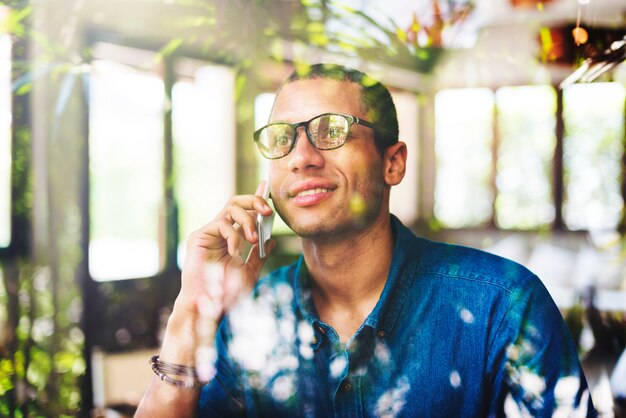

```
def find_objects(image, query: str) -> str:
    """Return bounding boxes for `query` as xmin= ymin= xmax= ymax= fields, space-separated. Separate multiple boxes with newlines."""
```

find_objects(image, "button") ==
xmin=317 ymin=325 xmax=326 ymax=334
xmin=312 ymin=336 xmax=318 ymax=345
xmin=341 ymin=380 xmax=352 ymax=392
xmin=377 ymin=330 xmax=386 ymax=338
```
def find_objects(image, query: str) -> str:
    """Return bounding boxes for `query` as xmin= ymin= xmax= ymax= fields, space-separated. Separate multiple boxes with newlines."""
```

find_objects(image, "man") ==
xmin=136 ymin=64 xmax=596 ymax=417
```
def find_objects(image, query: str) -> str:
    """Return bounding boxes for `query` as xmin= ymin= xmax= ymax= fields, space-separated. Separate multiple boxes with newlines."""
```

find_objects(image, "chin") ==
xmin=276 ymin=201 xmax=380 ymax=238
xmin=291 ymin=214 xmax=376 ymax=240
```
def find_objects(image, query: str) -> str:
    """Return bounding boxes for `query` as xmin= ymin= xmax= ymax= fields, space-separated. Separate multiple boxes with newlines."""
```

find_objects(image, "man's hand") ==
xmin=135 ymin=182 xmax=274 ymax=418
xmin=176 ymin=181 xmax=275 ymax=320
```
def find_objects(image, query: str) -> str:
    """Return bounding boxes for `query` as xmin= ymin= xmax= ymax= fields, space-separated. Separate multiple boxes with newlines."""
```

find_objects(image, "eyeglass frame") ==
xmin=253 ymin=112 xmax=379 ymax=159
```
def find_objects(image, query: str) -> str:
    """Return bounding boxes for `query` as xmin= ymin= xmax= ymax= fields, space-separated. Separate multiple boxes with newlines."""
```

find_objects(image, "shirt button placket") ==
xmin=341 ymin=379 xmax=352 ymax=392
xmin=333 ymin=348 xmax=360 ymax=418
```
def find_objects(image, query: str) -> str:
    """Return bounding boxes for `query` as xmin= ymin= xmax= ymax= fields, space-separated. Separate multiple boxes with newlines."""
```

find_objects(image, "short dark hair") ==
xmin=281 ymin=63 xmax=399 ymax=154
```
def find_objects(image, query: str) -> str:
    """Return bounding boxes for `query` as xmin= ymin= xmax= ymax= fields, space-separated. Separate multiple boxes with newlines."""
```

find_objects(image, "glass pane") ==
xmin=0 ymin=34 xmax=10 ymax=248
xmin=435 ymin=88 xmax=494 ymax=228
xmin=563 ymin=82 xmax=625 ymax=230
xmin=89 ymin=59 xmax=165 ymax=281
xmin=390 ymin=91 xmax=419 ymax=225
xmin=255 ymin=92 xmax=275 ymax=181
xmin=173 ymin=62 xmax=236 ymax=266
xmin=254 ymin=93 xmax=292 ymax=235
xmin=495 ymin=85 xmax=556 ymax=229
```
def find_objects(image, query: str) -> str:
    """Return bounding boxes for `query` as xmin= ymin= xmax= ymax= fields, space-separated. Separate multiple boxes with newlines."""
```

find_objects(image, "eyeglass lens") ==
xmin=259 ymin=114 xmax=351 ymax=158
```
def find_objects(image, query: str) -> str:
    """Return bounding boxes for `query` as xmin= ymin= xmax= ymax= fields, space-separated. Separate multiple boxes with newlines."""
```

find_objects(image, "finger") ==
xmin=218 ymin=194 xmax=272 ymax=220
xmin=190 ymin=204 xmax=255 ymax=249
xmin=254 ymin=181 xmax=267 ymax=196
xmin=224 ymin=204 xmax=258 ymax=243
xmin=215 ymin=219 xmax=246 ymax=257
xmin=245 ymin=239 xmax=277 ymax=278
xmin=254 ymin=181 xmax=273 ymax=214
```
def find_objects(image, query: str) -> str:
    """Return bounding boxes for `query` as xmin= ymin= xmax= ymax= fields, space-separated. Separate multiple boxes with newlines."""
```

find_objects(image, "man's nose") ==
xmin=287 ymin=127 xmax=325 ymax=172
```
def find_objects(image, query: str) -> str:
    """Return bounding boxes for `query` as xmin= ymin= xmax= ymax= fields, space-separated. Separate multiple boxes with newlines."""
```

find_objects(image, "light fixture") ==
xmin=560 ymin=35 xmax=626 ymax=88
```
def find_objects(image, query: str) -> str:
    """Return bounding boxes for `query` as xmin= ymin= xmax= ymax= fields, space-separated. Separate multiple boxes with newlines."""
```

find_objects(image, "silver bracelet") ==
xmin=149 ymin=355 xmax=206 ymax=389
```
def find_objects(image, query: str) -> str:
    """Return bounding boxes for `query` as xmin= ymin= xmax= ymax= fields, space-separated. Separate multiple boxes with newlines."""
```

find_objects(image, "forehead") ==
xmin=270 ymin=78 xmax=365 ymax=122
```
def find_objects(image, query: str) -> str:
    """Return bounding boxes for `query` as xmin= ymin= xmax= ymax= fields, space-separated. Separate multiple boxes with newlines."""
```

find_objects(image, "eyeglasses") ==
xmin=253 ymin=112 xmax=377 ymax=159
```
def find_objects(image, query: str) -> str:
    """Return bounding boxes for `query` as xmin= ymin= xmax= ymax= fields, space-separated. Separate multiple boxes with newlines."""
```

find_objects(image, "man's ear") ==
xmin=383 ymin=141 xmax=407 ymax=186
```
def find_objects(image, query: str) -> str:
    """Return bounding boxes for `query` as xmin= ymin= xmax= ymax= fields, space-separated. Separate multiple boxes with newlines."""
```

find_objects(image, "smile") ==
xmin=296 ymin=188 xmax=331 ymax=197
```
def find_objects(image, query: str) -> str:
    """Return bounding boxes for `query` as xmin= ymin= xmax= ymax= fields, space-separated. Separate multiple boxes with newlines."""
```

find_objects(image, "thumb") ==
xmin=246 ymin=239 xmax=277 ymax=278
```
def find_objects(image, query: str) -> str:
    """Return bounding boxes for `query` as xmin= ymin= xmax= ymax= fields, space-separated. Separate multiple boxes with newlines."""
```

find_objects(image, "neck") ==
xmin=301 ymin=213 xmax=395 ymax=341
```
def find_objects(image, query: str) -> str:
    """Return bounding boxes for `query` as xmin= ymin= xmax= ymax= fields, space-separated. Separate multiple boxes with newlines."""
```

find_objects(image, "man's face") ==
xmin=268 ymin=78 xmax=389 ymax=239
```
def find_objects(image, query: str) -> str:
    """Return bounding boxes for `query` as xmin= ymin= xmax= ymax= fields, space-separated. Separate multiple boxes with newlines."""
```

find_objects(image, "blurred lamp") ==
xmin=560 ymin=35 xmax=626 ymax=87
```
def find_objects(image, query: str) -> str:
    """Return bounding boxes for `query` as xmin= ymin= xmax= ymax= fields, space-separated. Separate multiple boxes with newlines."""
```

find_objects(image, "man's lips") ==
xmin=295 ymin=187 xmax=332 ymax=197
xmin=288 ymin=181 xmax=336 ymax=207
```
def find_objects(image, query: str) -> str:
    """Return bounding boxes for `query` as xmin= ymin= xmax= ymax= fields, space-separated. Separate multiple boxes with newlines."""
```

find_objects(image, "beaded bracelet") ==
xmin=149 ymin=355 xmax=206 ymax=389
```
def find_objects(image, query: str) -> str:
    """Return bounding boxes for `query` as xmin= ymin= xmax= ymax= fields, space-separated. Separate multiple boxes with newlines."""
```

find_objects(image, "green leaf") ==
xmin=54 ymin=351 xmax=76 ymax=374
xmin=396 ymin=27 xmax=408 ymax=42
xmin=1 ymin=5 xmax=33 ymax=36
xmin=158 ymin=38 xmax=184 ymax=59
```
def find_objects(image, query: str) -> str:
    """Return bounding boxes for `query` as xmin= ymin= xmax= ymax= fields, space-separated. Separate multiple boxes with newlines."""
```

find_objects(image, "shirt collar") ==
xmin=292 ymin=215 xmax=419 ymax=338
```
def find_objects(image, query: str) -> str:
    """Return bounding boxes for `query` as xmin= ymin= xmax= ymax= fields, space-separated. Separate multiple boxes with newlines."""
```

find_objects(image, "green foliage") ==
xmin=153 ymin=0 xmax=447 ymax=74
xmin=0 ymin=262 xmax=85 ymax=416
xmin=0 ymin=5 xmax=32 ymax=38
xmin=1 ymin=11 xmax=85 ymax=409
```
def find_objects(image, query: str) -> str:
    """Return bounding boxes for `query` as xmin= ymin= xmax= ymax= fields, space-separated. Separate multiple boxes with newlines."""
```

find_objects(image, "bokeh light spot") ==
xmin=450 ymin=370 xmax=462 ymax=388
xmin=459 ymin=308 xmax=475 ymax=324
xmin=349 ymin=192 xmax=366 ymax=217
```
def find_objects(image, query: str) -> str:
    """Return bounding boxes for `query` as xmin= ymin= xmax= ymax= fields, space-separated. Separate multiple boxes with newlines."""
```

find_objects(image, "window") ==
xmin=88 ymin=44 xmax=165 ymax=281
xmin=495 ymin=85 xmax=556 ymax=229
xmin=88 ymin=43 xmax=240 ymax=280
xmin=254 ymin=92 xmax=276 ymax=182
xmin=435 ymin=88 xmax=494 ymax=228
xmin=563 ymin=82 xmax=625 ymax=230
xmin=390 ymin=91 xmax=419 ymax=225
xmin=173 ymin=59 xmax=236 ymax=266
xmin=0 ymin=33 xmax=11 ymax=248
xmin=254 ymin=92 xmax=292 ymax=235
xmin=434 ymin=82 xmax=625 ymax=232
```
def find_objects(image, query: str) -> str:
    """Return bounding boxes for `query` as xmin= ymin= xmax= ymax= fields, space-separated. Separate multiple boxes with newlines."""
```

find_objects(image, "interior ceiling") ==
xmin=73 ymin=0 xmax=625 ymax=77
xmin=77 ymin=0 xmax=626 ymax=48
xmin=358 ymin=0 xmax=626 ymax=28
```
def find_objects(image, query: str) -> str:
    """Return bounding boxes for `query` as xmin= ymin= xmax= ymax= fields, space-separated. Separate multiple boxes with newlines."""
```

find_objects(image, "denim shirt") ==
xmin=199 ymin=216 xmax=596 ymax=417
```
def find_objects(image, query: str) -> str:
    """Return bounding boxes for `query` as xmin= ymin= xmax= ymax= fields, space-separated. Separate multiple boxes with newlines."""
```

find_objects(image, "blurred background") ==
xmin=0 ymin=0 xmax=625 ymax=416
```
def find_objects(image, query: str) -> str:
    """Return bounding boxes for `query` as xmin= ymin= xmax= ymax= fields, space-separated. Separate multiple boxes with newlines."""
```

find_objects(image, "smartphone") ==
xmin=256 ymin=183 xmax=274 ymax=259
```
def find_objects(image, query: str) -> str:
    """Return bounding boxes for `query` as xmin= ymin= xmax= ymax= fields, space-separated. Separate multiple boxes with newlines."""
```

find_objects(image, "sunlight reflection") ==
xmin=329 ymin=355 xmax=347 ymax=378
xmin=503 ymin=329 xmax=592 ymax=417
xmin=271 ymin=374 xmax=295 ymax=402
xmin=374 ymin=376 xmax=410 ymax=418
xmin=374 ymin=338 xmax=392 ymax=364
xmin=449 ymin=370 xmax=462 ymax=388
xmin=297 ymin=321 xmax=315 ymax=360
xmin=459 ymin=307 xmax=475 ymax=324
xmin=228 ymin=291 xmax=281 ymax=372
xmin=224 ymin=281 xmax=317 ymax=404
xmin=519 ymin=370 xmax=546 ymax=403
xmin=554 ymin=376 xmax=581 ymax=409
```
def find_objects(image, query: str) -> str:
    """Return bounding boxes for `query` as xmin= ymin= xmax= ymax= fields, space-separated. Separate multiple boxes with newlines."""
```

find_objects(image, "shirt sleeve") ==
xmin=197 ymin=318 xmax=247 ymax=418
xmin=486 ymin=273 xmax=598 ymax=417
